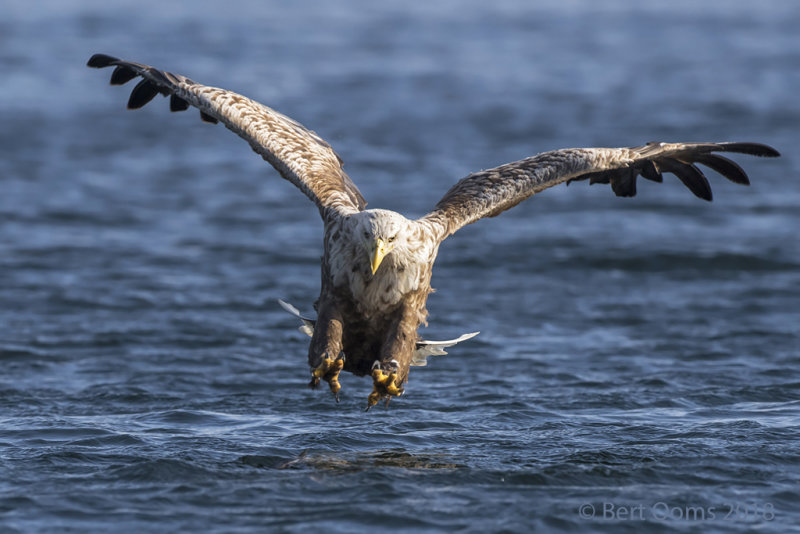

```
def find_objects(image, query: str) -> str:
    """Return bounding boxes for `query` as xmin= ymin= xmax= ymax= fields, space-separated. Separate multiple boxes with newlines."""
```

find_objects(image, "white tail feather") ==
xmin=277 ymin=299 xmax=315 ymax=337
xmin=411 ymin=332 xmax=480 ymax=366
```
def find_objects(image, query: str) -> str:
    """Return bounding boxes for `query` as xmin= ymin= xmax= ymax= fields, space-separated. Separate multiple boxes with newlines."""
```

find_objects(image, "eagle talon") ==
xmin=366 ymin=362 xmax=404 ymax=410
xmin=312 ymin=354 xmax=334 ymax=379
xmin=325 ymin=373 xmax=342 ymax=401
xmin=319 ymin=352 xmax=345 ymax=402
xmin=384 ymin=371 xmax=403 ymax=396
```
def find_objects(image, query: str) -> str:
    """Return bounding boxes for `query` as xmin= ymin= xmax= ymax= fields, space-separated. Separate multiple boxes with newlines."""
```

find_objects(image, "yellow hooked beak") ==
xmin=368 ymin=238 xmax=392 ymax=275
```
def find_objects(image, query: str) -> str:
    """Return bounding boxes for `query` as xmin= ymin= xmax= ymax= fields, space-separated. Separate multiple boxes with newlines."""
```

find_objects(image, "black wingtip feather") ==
xmin=170 ymin=94 xmax=190 ymax=112
xmin=87 ymin=53 xmax=119 ymax=68
xmin=147 ymin=68 xmax=174 ymax=88
xmin=718 ymin=142 xmax=781 ymax=158
xmin=110 ymin=65 xmax=138 ymax=85
xmin=200 ymin=111 xmax=219 ymax=124
xmin=660 ymin=160 xmax=713 ymax=201
xmin=609 ymin=168 xmax=637 ymax=197
xmin=694 ymin=154 xmax=750 ymax=185
xmin=640 ymin=160 xmax=663 ymax=183
xmin=127 ymin=79 xmax=160 ymax=109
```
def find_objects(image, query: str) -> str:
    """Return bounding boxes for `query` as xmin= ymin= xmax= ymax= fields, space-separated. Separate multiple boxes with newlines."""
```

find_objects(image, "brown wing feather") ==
xmin=88 ymin=54 xmax=367 ymax=215
xmin=422 ymin=142 xmax=779 ymax=239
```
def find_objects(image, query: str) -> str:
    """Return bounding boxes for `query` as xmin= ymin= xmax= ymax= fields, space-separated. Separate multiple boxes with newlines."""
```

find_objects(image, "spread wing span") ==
xmin=87 ymin=54 xmax=366 ymax=215
xmin=423 ymin=142 xmax=780 ymax=239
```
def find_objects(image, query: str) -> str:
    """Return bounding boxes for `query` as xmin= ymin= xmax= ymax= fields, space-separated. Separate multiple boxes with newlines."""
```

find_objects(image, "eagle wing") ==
xmin=87 ymin=54 xmax=366 ymax=215
xmin=421 ymin=142 xmax=779 ymax=239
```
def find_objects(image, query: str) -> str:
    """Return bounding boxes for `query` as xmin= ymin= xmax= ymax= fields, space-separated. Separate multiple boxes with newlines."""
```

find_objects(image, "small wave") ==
xmin=106 ymin=458 xmax=221 ymax=483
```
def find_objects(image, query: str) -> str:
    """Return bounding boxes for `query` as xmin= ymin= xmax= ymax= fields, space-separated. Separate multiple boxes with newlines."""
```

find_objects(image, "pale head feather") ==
xmin=326 ymin=209 xmax=439 ymax=313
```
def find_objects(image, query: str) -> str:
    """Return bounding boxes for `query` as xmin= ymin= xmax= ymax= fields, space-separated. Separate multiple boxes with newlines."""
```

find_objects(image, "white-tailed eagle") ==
xmin=88 ymin=54 xmax=780 ymax=409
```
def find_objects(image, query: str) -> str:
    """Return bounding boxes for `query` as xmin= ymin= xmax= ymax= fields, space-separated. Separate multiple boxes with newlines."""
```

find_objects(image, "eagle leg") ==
xmin=365 ymin=302 xmax=420 ymax=410
xmin=308 ymin=300 xmax=345 ymax=401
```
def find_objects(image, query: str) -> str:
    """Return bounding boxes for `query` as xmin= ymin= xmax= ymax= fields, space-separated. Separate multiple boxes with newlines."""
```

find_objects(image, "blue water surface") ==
xmin=1 ymin=1 xmax=798 ymax=532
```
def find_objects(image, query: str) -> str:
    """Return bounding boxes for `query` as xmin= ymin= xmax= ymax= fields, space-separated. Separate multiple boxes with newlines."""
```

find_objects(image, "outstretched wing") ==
xmin=421 ymin=142 xmax=779 ymax=239
xmin=87 ymin=54 xmax=366 ymax=215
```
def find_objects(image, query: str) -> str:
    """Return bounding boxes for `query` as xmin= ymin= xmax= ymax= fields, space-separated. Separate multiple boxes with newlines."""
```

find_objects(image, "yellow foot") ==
xmin=311 ymin=354 xmax=334 ymax=379
xmin=310 ymin=352 xmax=345 ymax=402
xmin=323 ymin=355 xmax=345 ymax=403
xmin=365 ymin=360 xmax=404 ymax=411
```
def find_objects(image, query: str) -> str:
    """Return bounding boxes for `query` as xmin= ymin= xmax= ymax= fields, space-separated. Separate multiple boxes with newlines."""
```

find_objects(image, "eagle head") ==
xmin=356 ymin=210 xmax=412 ymax=275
